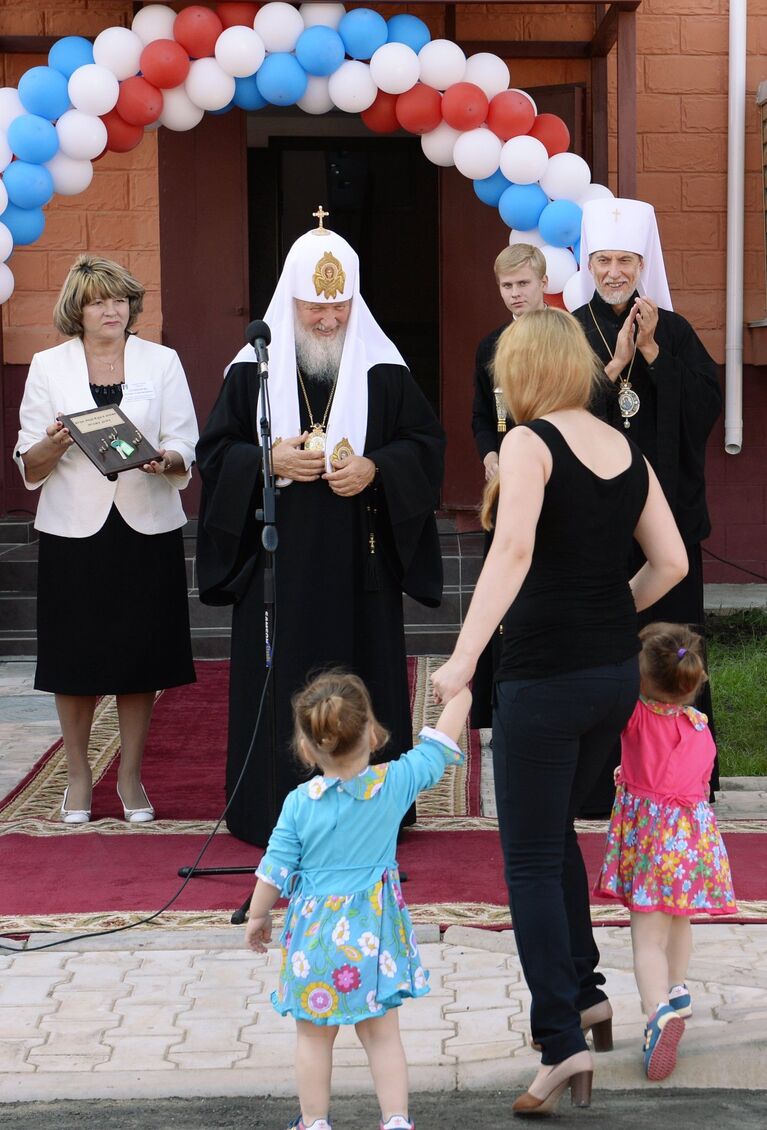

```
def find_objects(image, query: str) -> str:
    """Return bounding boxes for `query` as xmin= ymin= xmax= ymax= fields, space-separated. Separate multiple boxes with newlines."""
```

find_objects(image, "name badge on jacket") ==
xmin=122 ymin=380 xmax=155 ymax=402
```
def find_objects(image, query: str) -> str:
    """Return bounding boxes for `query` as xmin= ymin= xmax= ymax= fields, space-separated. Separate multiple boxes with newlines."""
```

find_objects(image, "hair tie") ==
xmin=677 ymin=647 xmax=687 ymax=659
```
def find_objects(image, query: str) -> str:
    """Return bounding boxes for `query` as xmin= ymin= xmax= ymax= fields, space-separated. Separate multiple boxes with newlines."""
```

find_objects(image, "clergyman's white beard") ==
xmin=294 ymin=320 xmax=346 ymax=384
xmin=595 ymin=281 xmax=636 ymax=307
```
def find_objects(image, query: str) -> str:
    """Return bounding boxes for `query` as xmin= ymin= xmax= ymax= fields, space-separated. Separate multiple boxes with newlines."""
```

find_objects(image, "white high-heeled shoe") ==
xmin=61 ymin=786 xmax=91 ymax=825
xmin=117 ymin=784 xmax=155 ymax=823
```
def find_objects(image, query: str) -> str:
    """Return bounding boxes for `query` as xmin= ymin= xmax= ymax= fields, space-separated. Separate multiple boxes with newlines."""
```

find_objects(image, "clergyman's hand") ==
xmin=323 ymin=454 xmax=376 ymax=497
xmin=272 ymin=432 xmax=325 ymax=482
xmin=635 ymin=296 xmax=659 ymax=364
xmin=604 ymin=303 xmax=638 ymax=383
xmin=483 ymin=452 xmax=499 ymax=482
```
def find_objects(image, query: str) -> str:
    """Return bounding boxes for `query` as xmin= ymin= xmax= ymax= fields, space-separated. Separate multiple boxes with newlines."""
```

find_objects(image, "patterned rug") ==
xmin=2 ymin=660 xmax=766 ymax=934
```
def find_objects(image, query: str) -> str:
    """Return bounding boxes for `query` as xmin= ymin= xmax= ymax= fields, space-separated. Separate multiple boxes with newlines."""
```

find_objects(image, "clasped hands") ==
xmin=272 ymin=431 xmax=376 ymax=496
xmin=607 ymin=296 xmax=659 ymax=379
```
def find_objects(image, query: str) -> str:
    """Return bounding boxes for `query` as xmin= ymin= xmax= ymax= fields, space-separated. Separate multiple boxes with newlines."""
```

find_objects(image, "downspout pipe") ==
xmin=724 ymin=0 xmax=747 ymax=455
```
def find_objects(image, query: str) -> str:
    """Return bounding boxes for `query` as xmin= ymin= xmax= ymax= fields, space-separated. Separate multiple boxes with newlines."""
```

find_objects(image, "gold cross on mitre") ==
xmin=312 ymin=204 xmax=330 ymax=234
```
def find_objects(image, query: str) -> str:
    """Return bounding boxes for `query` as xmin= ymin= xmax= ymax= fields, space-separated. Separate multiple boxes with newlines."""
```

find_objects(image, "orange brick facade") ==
xmin=2 ymin=1 xmax=767 ymax=576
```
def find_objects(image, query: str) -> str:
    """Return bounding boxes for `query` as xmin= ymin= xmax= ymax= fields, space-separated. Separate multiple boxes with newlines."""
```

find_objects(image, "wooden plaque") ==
xmin=58 ymin=404 xmax=163 ymax=477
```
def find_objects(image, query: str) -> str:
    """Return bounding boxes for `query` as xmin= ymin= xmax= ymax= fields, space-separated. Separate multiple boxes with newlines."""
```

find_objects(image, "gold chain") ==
xmin=588 ymin=303 xmax=637 ymax=385
xmin=296 ymin=366 xmax=339 ymax=432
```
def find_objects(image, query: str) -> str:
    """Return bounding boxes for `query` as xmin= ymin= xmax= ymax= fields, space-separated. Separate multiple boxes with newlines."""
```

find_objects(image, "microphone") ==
xmin=246 ymin=319 xmax=271 ymax=372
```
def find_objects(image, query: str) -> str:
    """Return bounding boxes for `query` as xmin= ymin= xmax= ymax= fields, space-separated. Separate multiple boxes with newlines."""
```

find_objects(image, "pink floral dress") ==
xmin=595 ymin=698 xmax=737 ymax=916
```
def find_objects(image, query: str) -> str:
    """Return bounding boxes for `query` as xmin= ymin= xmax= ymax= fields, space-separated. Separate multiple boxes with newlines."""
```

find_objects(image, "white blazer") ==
xmin=15 ymin=335 xmax=199 ymax=538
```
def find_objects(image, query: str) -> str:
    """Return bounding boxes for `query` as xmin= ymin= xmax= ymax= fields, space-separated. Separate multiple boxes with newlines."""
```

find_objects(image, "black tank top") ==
xmin=496 ymin=418 xmax=649 ymax=680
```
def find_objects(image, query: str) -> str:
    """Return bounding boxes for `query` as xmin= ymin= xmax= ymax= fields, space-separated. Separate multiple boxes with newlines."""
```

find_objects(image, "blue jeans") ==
xmin=492 ymin=657 xmax=639 ymax=1064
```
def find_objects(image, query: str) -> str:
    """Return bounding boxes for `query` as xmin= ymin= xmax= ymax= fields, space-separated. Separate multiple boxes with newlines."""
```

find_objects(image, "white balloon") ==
xmin=508 ymin=227 xmax=547 ymax=249
xmin=56 ymin=109 xmax=108 ymax=161
xmin=453 ymin=128 xmax=502 ymax=180
xmin=215 ymin=26 xmax=266 ymax=78
xmin=254 ymin=3 xmax=305 ymax=54
xmin=93 ymin=27 xmax=144 ymax=81
xmin=418 ymin=40 xmax=466 ymax=91
xmin=131 ymin=3 xmax=177 ymax=46
xmin=328 ymin=61 xmax=377 ymax=113
xmin=185 ymin=58 xmax=236 ymax=111
xmin=159 ymin=86 xmax=205 ymax=132
xmin=68 ymin=64 xmax=120 ymax=116
xmin=499 ymin=135 xmax=549 ymax=185
xmin=563 ymin=269 xmax=588 ymax=311
xmin=421 ymin=121 xmax=461 ymax=167
xmin=298 ymin=75 xmax=334 ymax=115
xmin=463 ymin=53 xmax=510 ymax=99
xmin=539 ymin=244 xmax=578 ymax=293
xmin=539 ymin=152 xmax=591 ymax=201
xmin=0 ymin=221 xmax=12 ymax=263
xmin=0 ymin=88 xmax=25 ymax=132
xmin=369 ymin=43 xmax=419 ymax=96
xmin=510 ymin=88 xmax=537 ymax=115
xmin=300 ymin=3 xmax=345 ymax=30
xmin=45 ymin=151 xmax=94 ymax=196
xmin=0 ymin=130 xmax=12 ymax=173
xmin=0 ymin=262 xmax=14 ymax=304
xmin=0 ymin=180 xmax=7 ymax=217
xmin=575 ymin=182 xmax=614 ymax=204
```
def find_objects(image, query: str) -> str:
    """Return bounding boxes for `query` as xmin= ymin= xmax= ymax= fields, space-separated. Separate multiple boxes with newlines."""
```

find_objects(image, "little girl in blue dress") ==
xmin=245 ymin=669 xmax=472 ymax=1130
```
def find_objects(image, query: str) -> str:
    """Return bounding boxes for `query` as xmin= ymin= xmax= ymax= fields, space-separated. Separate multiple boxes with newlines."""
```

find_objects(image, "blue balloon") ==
xmin=48 ymin=36 xmax=94 ymax=79
xmin=387 ymin=14 xmax=431 ymax=54
xmin=233 ymin=75 xmax=267 ymax=111
xmin=339 ymin=9 xmax=388 ymax=61
xmin=208 ymin=102 xmax=234 ymax=115
xmin=18 ymin=66 xmax=71 ymax=121
xmin=7 ymin=114 xmax=59 ymax=164
xmin=573 ymin=237 xmax=582 ymax=262
xmin=256 ymin=54 xmax=308 ymax=107
xmin=498 ymin=183 xmax=548 ymax=231
xmin=474 ymin=169 xmax=512 ymax=207
xmin=538 ymin=199 xmax=583 ymax=248
xmin=295 ymin=26 xmax=345 ymax=77
xmin=2 ymin=161 xmax=54 ymax=209
xmin=1 ymin=203 xmax=46 ymax=247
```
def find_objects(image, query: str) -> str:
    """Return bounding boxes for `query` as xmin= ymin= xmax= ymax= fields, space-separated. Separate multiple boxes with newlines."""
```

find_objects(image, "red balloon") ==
xmin=440 ymin=82 xmax=489 ymax=131
xmin=545 ymin=291 xmax=567 ymax=310
xmin=173 ymin=5 xmax=223 ymax=59
xmin=216 ymin=2 xmax=260 ymax=28
xmin=361 ymin=90 xmax=400 ymax=134
xmin=116 ymin=76 xmax=163 ymax=127
xmin=486 ymin=90 xmax=536 ymax=141
xmin=140 ymin=39 xmax=191 ymax=89
xmin=527 ymin=113 xmax=570 ymax=157
xmin=100 ymin=109 xmax=144 ymax=153
xmin=396 ymin=84 xmax=442 ymax=135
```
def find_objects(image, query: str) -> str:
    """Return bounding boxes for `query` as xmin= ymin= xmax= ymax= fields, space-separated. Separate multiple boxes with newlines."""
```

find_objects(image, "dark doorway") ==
xmin=247 ymin=137 xmax=439 ymax=412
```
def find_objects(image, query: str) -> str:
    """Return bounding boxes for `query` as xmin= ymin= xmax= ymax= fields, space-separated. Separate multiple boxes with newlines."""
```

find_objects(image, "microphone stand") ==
xmin=178 ymin=341 xmax=279 ymax=924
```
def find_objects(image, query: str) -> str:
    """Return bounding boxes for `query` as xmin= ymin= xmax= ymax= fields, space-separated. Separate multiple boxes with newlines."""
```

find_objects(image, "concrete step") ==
xmin=0 ymin=519 xmax=37 ymax=544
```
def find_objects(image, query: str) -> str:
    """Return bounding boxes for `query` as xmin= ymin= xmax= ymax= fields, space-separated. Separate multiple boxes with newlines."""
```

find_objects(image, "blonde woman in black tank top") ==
xmin=432 ymin=311 xmax=688 ymax=1113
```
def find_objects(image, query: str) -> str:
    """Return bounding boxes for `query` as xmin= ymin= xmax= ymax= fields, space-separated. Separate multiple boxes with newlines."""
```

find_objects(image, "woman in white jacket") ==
xmin=15 ymin=255 xmax=198 ymax=825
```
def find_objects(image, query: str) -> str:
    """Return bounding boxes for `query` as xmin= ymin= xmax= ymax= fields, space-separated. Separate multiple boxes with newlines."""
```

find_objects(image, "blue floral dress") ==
xmin=256 ymin=727 xmax=463 ymax=1025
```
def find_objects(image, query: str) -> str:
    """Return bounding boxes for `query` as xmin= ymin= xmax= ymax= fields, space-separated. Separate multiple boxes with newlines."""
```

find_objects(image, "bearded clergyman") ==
xmin=569 ymin=197 xmax=722 ymax=816
xmin=195 ymin=211 xmax=445 ymax=847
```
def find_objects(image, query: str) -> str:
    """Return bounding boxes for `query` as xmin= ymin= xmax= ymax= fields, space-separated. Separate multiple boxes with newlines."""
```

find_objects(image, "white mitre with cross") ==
xmin=571 ymin=197 xmax=673 ymax=312
xmin=227 ymin=206 xmax=405 ymax=475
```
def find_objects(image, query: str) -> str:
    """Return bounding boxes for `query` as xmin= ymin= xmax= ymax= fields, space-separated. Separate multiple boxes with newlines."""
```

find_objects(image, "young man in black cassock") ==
xmin=570 ymin=198 xmax=722 ymax=816
xmin=196 ymin=218 xmax=445 ymax=847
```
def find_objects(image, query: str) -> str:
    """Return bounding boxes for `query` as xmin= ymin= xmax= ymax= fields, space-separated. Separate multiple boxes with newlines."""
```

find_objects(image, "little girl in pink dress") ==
xmin=595 ymin=622 xmax=737 ymax=1083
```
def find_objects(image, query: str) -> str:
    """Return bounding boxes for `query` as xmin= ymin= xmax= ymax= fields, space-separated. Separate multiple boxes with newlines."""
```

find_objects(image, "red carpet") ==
xmin=1 ymin=661 xmax=765 ymax=931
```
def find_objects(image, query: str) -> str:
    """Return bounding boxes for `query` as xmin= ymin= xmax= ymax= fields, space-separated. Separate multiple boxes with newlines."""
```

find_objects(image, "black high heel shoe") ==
xmin=512 ymin=1050 xmax=593 ymax=1115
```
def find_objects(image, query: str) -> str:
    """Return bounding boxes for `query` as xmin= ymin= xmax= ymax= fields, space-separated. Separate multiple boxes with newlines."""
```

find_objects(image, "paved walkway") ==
xmin=1 ymin=660 xmax=765 ymax=1105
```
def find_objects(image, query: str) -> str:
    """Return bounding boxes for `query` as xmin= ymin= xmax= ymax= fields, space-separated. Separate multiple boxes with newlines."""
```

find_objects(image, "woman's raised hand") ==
xmin=430 ymin=654 xmax=475 ymax=705
xmin=45 ymin=420 xmax=74 ymax=457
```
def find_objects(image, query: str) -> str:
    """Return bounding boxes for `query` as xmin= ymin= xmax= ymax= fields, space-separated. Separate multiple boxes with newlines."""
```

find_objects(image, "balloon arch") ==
xmin=0 ymin=2 xmax=614 ymax=310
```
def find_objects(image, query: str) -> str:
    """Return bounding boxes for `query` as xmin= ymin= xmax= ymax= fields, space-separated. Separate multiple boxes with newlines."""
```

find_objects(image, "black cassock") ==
xmin=574 ymin=291 xmax=723 ymax=812
xmin=196 ymin=361 xmax=445 ymax=846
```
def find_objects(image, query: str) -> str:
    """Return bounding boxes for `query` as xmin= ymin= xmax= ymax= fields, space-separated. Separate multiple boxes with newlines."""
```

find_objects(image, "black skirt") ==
xmin=35 ymin=505 xmax=196 ymax=695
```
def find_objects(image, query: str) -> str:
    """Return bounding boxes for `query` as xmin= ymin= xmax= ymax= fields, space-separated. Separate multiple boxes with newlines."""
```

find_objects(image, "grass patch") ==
xmin=705 ymin=610 xmax=767 ymax=776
